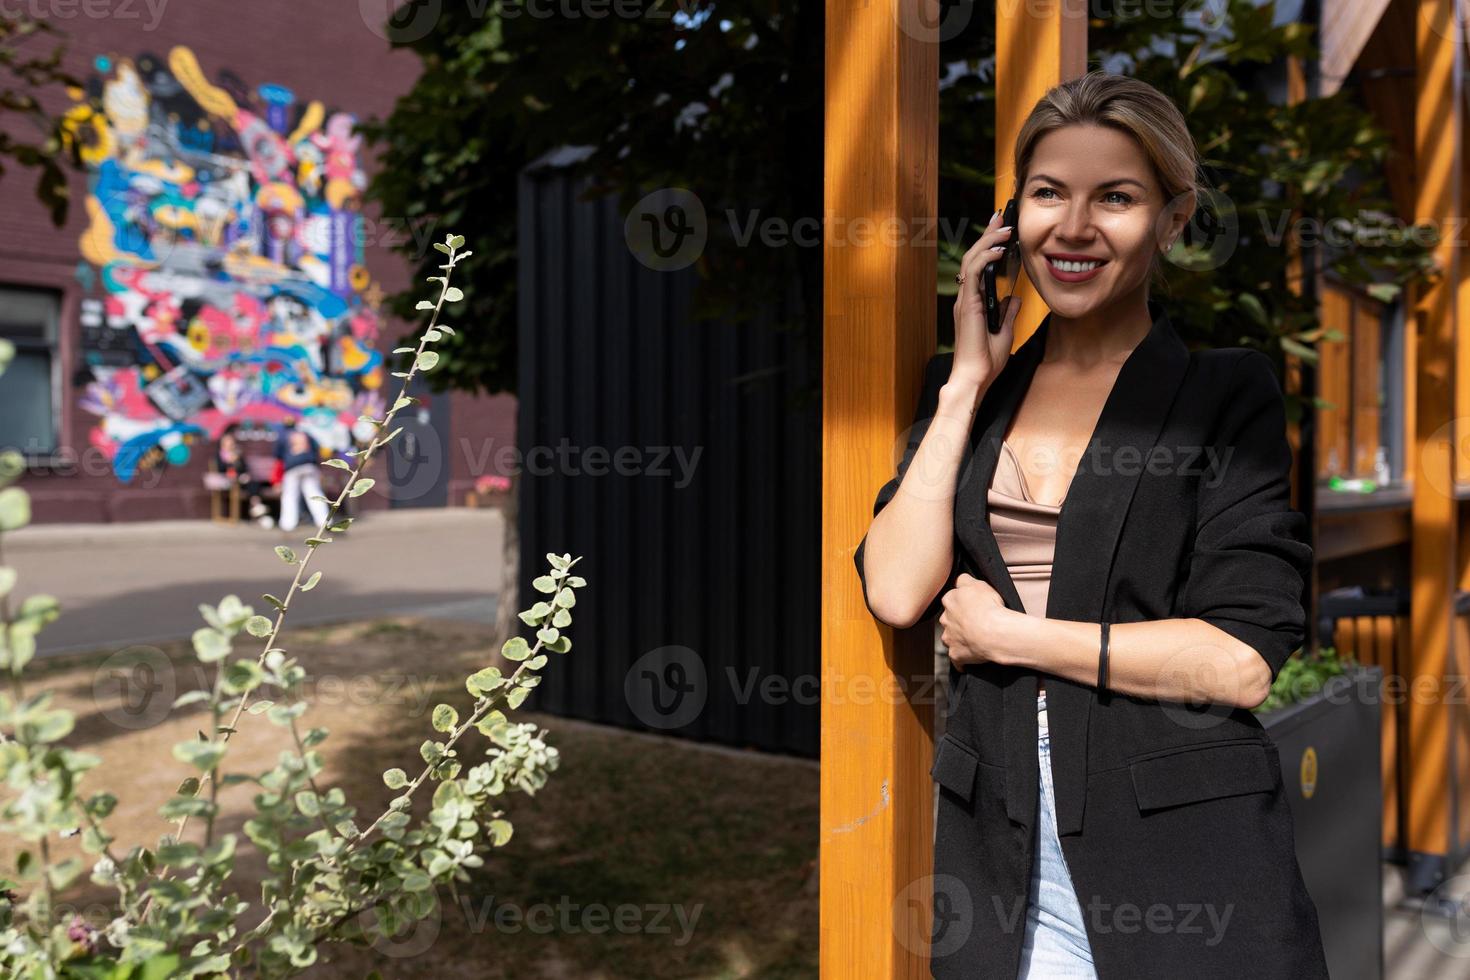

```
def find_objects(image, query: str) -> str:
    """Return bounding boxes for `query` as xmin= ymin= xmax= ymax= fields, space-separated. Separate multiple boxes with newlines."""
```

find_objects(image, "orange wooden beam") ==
xmin=821 ymin=0 xmax=940 ymax=975
xmin=995 ymin=0 xmax=1088 ymax=348
xmin=1406 ymin=0 xmax=1462 ymax=878
xmin=820 ymin=2 xmax=1088 ymax=974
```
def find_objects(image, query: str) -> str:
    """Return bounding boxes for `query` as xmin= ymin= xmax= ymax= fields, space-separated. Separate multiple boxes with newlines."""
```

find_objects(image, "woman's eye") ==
xmin=1032 ymin=187 xmax=1057 ymax=200
xmin=1104 ymin=191 xmax=1133 ymax=205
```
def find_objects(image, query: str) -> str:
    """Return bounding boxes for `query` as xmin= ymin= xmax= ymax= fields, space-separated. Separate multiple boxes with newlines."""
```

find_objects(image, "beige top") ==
xmin=988 ymin=440 xmax=1062 ymax=700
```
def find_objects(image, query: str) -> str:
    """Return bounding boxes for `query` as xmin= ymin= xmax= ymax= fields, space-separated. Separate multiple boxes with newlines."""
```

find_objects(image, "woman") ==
xmin=216 ymin=429 xmax=274 ymax=528
xmin=274 ymin=427 xmax=331 ymax=532
xmin=853 ymin=72 xmax=1329 ymax=979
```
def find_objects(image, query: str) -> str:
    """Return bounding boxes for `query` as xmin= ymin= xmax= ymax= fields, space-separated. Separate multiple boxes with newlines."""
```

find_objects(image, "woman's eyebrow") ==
xmin=1026 ymin=173 xmax=1150 ymax=191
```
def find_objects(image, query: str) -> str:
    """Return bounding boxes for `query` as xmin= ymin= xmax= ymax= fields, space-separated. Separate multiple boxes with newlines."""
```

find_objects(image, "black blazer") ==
xmin=854 ymin=300 xmax=1329 ymax=979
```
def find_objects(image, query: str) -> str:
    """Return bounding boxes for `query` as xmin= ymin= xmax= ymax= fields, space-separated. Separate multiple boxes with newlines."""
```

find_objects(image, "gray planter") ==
xmin=1257 ymin=665 xmax=1384 ymax=980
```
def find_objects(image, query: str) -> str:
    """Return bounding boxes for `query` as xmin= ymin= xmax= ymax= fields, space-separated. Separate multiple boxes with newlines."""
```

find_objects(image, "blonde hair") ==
xmin=1013 ymin=71 xmax=1204 ymax=288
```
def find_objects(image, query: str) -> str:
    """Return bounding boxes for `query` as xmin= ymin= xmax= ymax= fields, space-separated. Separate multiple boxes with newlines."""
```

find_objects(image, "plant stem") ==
xmin=140 ymin=246 xmax=465 ymax=925
xmin=346 ymin=646 xmax=542 ymax=853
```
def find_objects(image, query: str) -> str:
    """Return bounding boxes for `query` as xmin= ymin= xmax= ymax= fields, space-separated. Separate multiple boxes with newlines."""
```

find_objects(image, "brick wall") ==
xmin=0 ymin=0 xmax=513 ymax=522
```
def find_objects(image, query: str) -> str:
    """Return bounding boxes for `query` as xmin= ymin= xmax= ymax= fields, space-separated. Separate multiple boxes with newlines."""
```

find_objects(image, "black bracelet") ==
xmin=1097 ymin=620 xmax=1110 ymax=691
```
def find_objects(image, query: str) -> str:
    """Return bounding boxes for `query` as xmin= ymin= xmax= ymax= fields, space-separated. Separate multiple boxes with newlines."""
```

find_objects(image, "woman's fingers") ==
xmin=955 ymin=211 xmax=1014 ymax=288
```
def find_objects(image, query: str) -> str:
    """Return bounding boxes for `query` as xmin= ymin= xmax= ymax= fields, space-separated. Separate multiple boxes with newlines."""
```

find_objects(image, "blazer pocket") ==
xmin=930 ymin=732 xmax=980 ymax=804
xmin=1128 ymin=738 xmax=1276 ymax=812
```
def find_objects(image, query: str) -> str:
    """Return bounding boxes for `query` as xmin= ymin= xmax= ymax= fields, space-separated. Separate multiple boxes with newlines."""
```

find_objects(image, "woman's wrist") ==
xmin=980 ymin=603 xmax=1034 ymax=668
xmin=936 ymin=378 xmax=988 ymax=420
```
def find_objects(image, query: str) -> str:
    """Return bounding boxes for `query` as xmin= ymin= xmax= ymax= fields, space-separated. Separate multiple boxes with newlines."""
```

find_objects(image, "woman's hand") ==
xmin=938 ymin=573 xmax=1015 ymax=667
xmin=950 ymin=211 xmax=1024 ymax=392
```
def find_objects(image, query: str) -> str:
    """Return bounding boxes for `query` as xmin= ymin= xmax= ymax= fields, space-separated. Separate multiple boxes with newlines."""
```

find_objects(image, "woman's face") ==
xmin=1016 ymin=123 xmax=1192 ymax=320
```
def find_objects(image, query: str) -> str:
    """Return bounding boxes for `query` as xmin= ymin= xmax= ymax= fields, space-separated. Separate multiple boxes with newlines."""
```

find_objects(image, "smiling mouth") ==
xmin=1046 ymin=256 xmax=1108 ymax=273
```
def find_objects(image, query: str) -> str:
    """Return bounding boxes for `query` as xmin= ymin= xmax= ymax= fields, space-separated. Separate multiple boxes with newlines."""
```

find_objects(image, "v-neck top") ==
xmin=988 ymin=439 xmax=1061 ymax=704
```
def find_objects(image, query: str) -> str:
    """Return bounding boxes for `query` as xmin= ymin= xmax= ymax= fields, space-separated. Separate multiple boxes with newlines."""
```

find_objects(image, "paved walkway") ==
xmin=5 ymin=508 xmax=502 ymax=657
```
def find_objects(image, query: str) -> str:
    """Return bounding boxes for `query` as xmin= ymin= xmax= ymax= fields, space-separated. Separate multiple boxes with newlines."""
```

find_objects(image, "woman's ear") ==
xmin=1160 ymin=187 xmax=1197 ymax=253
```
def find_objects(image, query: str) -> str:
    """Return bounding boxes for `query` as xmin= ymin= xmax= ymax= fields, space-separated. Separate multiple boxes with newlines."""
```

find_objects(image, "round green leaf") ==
xmin=0 ymin=487 xmax=31 ymax=531
xmin=432 ymin=703 xmax=458 ymax=732
xmin=192 ymin=627 xmax=231 ymax=663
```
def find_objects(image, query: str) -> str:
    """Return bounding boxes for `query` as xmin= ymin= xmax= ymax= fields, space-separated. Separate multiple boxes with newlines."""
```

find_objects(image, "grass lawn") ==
xmin=4 ymin=615 xmax=819 ymax=979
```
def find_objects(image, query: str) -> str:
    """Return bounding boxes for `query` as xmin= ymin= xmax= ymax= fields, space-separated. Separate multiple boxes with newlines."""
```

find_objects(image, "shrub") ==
xmin=0 ymin=235 xmax=582 ymax=977
xmin=1253 ymin=645 xmax=1360 ymax=715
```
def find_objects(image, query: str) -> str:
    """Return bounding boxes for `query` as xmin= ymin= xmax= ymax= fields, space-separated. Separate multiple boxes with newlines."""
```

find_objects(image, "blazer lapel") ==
xmin=954 ymin=299 xmax=1190 ymax=833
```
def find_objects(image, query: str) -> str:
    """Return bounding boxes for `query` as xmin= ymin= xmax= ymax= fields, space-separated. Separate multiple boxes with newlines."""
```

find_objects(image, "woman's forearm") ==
xmin=987 ymin=610 xmax=1271 ymax=709
xmin=862 ymin=380 xmax=986 ymax=627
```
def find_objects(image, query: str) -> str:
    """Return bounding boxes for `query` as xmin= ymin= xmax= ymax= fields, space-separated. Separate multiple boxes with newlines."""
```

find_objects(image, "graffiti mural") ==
xmin=65 ymin=47 xmax=387 ymax=482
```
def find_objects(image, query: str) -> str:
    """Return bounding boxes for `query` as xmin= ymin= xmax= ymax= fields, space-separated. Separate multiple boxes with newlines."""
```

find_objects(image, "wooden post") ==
xmin=821 ymin=2 xmax=1084 ymax=974
xmin=994 ymin=2 xmax=1088 ymax=346
xmin=822 ymin=0 xmax=939 ymax=974
xmin=1406 ymin=0 xmax=1462 ymax=891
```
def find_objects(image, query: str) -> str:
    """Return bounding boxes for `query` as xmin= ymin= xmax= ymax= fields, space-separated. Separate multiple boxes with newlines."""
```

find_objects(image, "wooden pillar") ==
xmin=821 ymin=0 xmax=940 ymax=974
xmin=1457 ymin=4 xmax=1470 ymax=860
xmin=994 ymin=1 xmax=1088 ymax=345
xmin=821 ymin=1 xmax=1086 ymax=974
xmin=1406 ymin=0 xmax=1462 ymax=891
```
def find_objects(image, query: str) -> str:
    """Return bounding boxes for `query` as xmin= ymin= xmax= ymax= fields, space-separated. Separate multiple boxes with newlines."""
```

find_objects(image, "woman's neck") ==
xmin=1042 ymin=290 xmax=1154 ymax=368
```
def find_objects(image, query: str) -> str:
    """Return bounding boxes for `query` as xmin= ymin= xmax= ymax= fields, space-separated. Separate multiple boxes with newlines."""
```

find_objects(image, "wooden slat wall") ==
xmin=1325 ymin=614 xmax=1407 ymax=851
xmin=1315 ymin=280 xmax=1388 ymax=480
xmin=1453 ymin=609 xmax=1470 ymax=853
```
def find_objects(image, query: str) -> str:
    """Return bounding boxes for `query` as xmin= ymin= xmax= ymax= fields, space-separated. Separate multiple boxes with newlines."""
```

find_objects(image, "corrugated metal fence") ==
xmin=517 ymin=155 xmax=821 ymax=757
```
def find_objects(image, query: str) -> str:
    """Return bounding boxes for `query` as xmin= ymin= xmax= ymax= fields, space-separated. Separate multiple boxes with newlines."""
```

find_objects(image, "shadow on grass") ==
xmin=304 ymin=620 xmax=820 ymax=980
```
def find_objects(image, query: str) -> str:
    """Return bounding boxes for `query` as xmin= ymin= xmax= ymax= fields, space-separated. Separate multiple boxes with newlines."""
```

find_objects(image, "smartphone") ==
xmin=982 ymin=196 xmax=1021 ymax=334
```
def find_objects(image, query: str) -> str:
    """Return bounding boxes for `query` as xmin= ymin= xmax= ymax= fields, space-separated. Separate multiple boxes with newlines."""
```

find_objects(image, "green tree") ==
xmin=364 ymin=0 xmax=1431 ymax=411
xmin=1080 ymin=0 xmax=1437 ymax=394
xmin=0 ymin=14 xmax=88 ymax=226
xmin=358 ymin=1 xmax=829 ymax=399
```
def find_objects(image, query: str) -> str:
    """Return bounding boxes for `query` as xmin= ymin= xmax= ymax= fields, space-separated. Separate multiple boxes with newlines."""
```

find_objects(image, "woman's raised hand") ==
xmin=951 ymin=210 xmax=1022 ymax=393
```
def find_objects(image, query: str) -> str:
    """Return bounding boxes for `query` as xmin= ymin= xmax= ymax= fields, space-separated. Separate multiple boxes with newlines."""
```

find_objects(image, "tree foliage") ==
xmin=0 ymin=14 xmax=89 ymax=226
xmin=363 ymin=0 xmax=1435 ymax=414
xmin=358 ymin=1 xmax=825 ymax=397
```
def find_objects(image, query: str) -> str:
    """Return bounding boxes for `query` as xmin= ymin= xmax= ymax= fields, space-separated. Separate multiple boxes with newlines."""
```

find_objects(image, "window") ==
xmin=1317 ymin=279 xmax=1401 ymax=487
xmin=0 ymin=287 xmax=61 ymax=457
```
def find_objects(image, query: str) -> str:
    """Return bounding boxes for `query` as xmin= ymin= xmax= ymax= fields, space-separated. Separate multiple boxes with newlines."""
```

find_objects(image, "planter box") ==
xmin=1258 ymin=665 xmax=1384 ymax=980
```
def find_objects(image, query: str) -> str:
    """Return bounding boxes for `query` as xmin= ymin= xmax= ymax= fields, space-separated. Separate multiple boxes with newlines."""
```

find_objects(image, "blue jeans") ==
xmin=1016 ymin=690 xmax=1098 ymax=979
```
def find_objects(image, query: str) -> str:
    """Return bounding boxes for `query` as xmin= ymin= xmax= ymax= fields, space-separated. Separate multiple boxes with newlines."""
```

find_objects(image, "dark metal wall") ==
xmin=517 ymin=158 xmax=821 ymax=757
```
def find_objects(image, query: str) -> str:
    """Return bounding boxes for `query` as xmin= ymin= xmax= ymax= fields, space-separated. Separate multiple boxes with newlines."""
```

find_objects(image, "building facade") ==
xmin=0 ymin=3 xmax=513 ymax=522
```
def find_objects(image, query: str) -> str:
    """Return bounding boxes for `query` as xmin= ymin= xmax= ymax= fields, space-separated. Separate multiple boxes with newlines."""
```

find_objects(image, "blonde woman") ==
xmin=855 ymin=72 xmax=1328 ymax=978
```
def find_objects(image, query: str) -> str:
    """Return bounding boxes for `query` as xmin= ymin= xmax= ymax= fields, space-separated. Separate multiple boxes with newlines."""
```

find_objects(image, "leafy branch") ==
xmin=0 ymin=235 xmax=585 ymax=977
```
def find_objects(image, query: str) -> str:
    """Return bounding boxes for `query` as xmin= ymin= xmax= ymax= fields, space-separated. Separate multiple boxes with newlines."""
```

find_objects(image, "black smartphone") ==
xmin=982 ymin=196 xmax=1021 ymax=334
